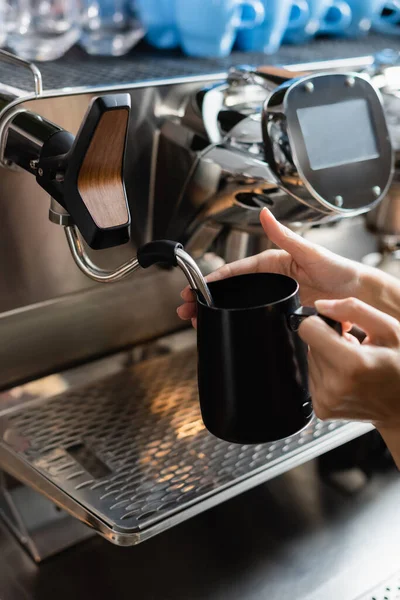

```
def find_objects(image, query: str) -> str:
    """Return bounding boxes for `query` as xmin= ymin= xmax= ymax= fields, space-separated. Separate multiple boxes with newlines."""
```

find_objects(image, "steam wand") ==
xmin=61 ymin=217 xmax=214 ymax=307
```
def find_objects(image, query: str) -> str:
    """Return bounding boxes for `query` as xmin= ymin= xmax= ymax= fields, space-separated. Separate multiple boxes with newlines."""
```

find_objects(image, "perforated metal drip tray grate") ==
xmin=0 ymin=347 xmax=372 ymax=546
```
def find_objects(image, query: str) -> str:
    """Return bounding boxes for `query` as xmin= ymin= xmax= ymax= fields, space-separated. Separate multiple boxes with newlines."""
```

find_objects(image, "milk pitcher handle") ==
xmin=289 ymin=306 xmax=343 ymax=335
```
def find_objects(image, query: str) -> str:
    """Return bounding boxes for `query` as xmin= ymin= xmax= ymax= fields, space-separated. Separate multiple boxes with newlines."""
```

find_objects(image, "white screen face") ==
xmin=297 ymin=99 xmax=379 ymax=171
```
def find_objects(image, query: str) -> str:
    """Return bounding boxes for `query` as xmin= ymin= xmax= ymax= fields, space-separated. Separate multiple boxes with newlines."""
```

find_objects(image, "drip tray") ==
xmin=0 ymin=347 xmax=372 ymax=546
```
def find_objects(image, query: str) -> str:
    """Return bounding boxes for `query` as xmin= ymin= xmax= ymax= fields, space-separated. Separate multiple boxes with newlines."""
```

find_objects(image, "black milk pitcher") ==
xmin=196 ymin=273 xmax=342 ymax=444
xmin=136 ymin=242 xmax=342 ymax=445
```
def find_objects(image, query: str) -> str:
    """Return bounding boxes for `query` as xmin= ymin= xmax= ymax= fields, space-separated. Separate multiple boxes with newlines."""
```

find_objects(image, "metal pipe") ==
xmin=0 ymin=49 xmax=43 ymax=96
xmin=176 ymin=248 xmax=214 ymax=307
xmin=65 ymin=226 xmax=141 ymax=283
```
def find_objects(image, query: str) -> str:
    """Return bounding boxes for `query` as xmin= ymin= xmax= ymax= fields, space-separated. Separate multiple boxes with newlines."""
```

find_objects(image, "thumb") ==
xmin=260 ymin=208 xmax=320 ymax=262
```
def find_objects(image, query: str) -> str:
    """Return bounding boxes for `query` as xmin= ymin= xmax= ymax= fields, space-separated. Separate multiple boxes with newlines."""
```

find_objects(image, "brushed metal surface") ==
xmin=0 ymin=267 xmax=188 ymax=389
xmin=0 ymin=346 xmax=372 ymax=546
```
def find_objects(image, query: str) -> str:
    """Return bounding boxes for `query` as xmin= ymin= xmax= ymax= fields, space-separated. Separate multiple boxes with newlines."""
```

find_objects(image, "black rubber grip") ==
xmin=137 ymin=240 xmax=183 ymax=269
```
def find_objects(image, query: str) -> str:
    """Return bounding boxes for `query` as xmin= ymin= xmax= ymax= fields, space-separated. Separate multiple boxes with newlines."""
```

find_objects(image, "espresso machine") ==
xmin=0 ymin=49 xmax=396 ymax=562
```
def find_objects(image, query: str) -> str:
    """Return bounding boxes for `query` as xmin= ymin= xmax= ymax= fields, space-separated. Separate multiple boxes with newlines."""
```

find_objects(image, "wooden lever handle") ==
xmin=256 ymin=66 xmax=311 ymax=78
xmin=255 ymin=66 xmax=311 ymax=88
xmin=78 ymin=109 xmax=129 ymax=231
xmin=64 ymin=94 xmax=131 ymax=250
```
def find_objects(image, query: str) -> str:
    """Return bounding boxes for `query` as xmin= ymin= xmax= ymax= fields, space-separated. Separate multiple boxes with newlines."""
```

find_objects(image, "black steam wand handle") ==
xmin=137 ymin=241 xmax=214 ymax=307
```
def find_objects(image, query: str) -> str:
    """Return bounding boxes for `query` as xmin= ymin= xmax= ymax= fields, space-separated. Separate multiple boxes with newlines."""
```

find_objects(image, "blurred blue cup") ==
xmin=373 ymin=1 xmax=400 ymax=34
xmin=135 ymin=0 xmax=179 ymax=49
xmin=176 ymin=0 xmax=265 ymax=58
xmin=236 ymin=0 xmax=309 ymax=54
xmin=342 ymin=0 xmax=387 ymax=36
xmin=284 ymin=0 xmax=352 ymax=44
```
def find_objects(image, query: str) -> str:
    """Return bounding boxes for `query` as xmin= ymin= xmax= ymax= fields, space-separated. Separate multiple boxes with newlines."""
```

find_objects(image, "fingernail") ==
xmin=180 ymin=287 xmax=191 ymax=299
xmin=177 ymin=305 xmax=192 ymax=321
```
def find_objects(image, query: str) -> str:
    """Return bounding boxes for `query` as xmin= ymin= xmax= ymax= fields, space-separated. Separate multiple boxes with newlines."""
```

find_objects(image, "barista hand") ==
xmin=177 ymin=207 xmax=367 ymax=324
xmin=299 ymin=298 xmax=400 ymax=469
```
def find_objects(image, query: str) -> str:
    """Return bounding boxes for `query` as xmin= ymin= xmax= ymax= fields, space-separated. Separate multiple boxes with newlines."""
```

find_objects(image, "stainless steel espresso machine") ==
xmin=0 ymin=49 xmax=397 ymax=563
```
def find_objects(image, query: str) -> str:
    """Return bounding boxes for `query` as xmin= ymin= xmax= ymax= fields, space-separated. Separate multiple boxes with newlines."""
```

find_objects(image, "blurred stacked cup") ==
xmin=1 ymin=0 xmax=400 ymax=63
xmin=5 ymin=0 xmax=81 ymax=61
xmin=80 ymin=0 xmax=144 ymax=56
xmin=236 ymin=0 xmax=309 ymax=54
xmin=282 ymin=0 xmax=400 ymax=43
xmin=135 ymin=0 xmax=180 ymax=49
xmin=371 ymin=0 xmax=400 ymax=36
xmin=175 ymin=0 xmax=265 ymax=58
xmin=338 ymin=0 xmax=387 ymax=37
xmin=284 ymin=0 xmax=352 ymax=45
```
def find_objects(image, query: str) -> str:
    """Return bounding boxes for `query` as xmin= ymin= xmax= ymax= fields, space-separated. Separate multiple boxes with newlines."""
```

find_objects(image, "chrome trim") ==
xmin=0 ymin=50 xmax=43 ymax=96
xmin=65 ymin=226 xmax=141 ymax=283
xmin=176 ymin=247 xmax=213 ymax=306
xmin=49 ymin=198 xmax=74 ymax=227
